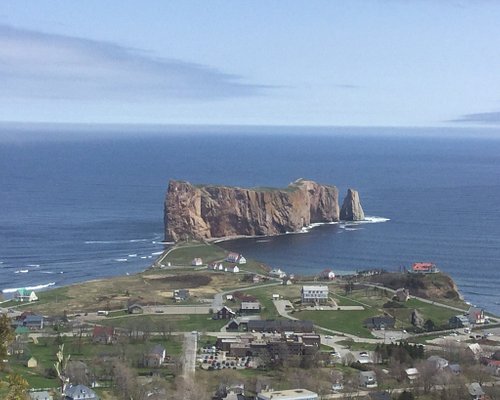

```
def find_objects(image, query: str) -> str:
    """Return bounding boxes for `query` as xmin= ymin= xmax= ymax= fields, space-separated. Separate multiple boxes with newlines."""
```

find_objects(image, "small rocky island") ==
xmin=164 ymin=179 xmax=365 ymax=242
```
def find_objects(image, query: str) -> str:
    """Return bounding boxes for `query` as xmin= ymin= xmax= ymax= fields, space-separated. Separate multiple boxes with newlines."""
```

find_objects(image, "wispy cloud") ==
xmin=0 ymin=25 xmax=268 ymax=101
xmin=451 ymin=111 xmax=500 ymax=125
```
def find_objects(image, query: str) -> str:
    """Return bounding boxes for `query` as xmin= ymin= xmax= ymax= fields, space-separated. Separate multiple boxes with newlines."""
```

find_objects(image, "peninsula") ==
xmin=164 ymin=179 xmax=364 ymax=242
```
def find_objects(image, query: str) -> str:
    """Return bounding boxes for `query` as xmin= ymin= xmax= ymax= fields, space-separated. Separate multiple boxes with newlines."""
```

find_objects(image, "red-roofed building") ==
xmin=486 ymin=359 xmax=500 ymax=376
xmin=92 ymin=326 xmax=116 ymax=344
xmin=411 ymin=262 xmax=438 ymax=274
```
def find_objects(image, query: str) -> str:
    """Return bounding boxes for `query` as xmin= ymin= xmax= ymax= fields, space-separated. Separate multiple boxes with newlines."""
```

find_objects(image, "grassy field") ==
xmin=293 ymin=308 xmax=376 ymax=338
xmin=98 ymin=314 xmax=227 ymax=332
xmin=159 ymin=242 xmax=228 ymax=266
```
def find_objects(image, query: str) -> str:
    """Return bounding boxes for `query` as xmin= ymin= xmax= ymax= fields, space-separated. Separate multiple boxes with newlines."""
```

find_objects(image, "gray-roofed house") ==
xmin=363 ymin=316 xmax=395 ymax=330
xmin=29 ymin=391 xmax=53 ymax=400
xmin=240 ymin=301 xmax=261 ymax=314
xmin=468 ymin=307 xmax=485 ymax=325
xmin=64 ymin=384 xmax=99 ymax=400
xmin=449 ymin=315 xmax=470 ymax=328
xmin=127 ymin=303 xmax=144 ymax=314
xmin=467 ymin=382 xmax=486 ymax=400
xmin=427 ymin=355 xmax=449 ymax=371
xmin=23 ymin=314 xmax=44 ymax=330
xmin=143 ymin=344 xmax=167 ymax=368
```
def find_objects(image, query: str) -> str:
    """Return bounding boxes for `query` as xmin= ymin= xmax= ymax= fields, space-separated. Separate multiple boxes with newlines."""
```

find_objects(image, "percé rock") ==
xmin=164 ymin=179 xmax=343 ymax=242
xmin=340 ymin=188 xmax=365 ymax=221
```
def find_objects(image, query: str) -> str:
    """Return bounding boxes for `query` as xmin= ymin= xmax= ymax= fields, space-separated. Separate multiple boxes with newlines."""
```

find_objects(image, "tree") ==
xmin=54 ymin=344 xmax=71 ymax=394
xmin=0 ymin=314 xmax=14 ymax=368
xmin=6 ymin=373 xmax=29 ymax=400
xmin=397 ymin=391 xmax=414 ymax=400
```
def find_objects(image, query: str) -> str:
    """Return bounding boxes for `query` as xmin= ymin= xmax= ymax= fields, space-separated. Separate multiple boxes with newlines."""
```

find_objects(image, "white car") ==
xmin=332 ymin=383 xmax=344 ymax=392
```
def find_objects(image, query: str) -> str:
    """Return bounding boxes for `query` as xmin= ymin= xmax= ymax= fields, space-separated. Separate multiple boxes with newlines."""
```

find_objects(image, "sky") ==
xmin=1 ymin=1 xmax=500 ymax=128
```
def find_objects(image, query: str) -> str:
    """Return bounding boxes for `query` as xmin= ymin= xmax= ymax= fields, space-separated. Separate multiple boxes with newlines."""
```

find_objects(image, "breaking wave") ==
xmin=2 ymin=282 xmax=56 ymax=294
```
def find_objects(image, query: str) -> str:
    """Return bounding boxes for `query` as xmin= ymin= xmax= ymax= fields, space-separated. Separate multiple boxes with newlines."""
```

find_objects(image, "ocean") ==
xmin=1 ymin=126 xmax=499 ymax=314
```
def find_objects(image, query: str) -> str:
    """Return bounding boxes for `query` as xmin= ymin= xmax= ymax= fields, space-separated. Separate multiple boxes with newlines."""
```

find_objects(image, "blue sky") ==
xmin=1 ymin=1 xmax=499 ymax=127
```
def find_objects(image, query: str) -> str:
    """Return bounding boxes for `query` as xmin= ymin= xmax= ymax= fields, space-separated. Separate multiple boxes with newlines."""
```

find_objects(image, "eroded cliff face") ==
xmin=340 ymin=188 xmax=365 ymax=221
xmin=164 ymin=179 xmax=340 ymax=242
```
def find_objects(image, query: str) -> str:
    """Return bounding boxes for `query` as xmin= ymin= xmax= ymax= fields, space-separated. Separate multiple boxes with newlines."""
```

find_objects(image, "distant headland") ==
xmin=164 ymin=179 xmax=364 ymax=242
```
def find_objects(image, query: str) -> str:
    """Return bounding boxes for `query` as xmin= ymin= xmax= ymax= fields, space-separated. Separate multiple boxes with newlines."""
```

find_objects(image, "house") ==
xmin=272 ymin=294 xmax=280 ymax=300
xmin=363 ymin=316 xmax=395 ymax=330
xmin=173 ymin=289 xmax=190 ymax=302
xmin=257 ymin=389 xmax=319 ymax=400
xmin=240 ymin=301 xmax=261 ymax=314
xmin=22 ymin=314 xmax=44 ymax=330
xmin=405 ymin=367 xmax=419 ymax=382
xmin=26 ymin=356 xmax=38 ymax=368
xmin=191 ymin=258 xmax=203 ymax=266
xmin=319 ymin=269 xmax=336 ymax=280
xmin=301 ymin=285 xmax=329 ymax=304
xmin=92 ymin=326 xmax=115 ymax=344
xmin=395 ymin=288 xmax=410 ymax=302
xmin=226 ymin=253 xmax=246 ymax=264
xmin=427 ymin=355 xmax=449 ymax=371
xmin=468 ymin=343 xmax=483 ymax=359
xmin=127 ymin=303 xmax=144 ymax=314
xmin=215 ymin=306 xmax=236 ymax=320
xmin=486 ymin=359 xmax=500 ymax=376
xmin=269 ymin=268 xmax=287 ymax=278
xmin=225 ymin=265 xmax=240 ymax=273
xmin=143 ymin=344 xmax=166 ymax=368
xmin=447 ymin=364 xmax=461 ymax=375
xmin=14 ymin=288 xmax=38 ymax=302
xmin=468 ymin=307 xmax=485 ymax=325
xmin=64 ymin=384 xmax=99 ymax=400
xmin=449 ymin=314 xmax=470 ymax=328
xmin=283 ymin=278 xmax=293 ymax=286
xmin=467 ymin=382 xmax=486 ymax=400
xmin=226 ymin=294 xmax=234 ymax=301
xmin=252 ymin=275 xmax=262 ymax=283
xmin=29 ymin=391 xmax=53 ymax=400
xmin=411 ymin=262 xmax=438 ymax=274
xmin=359 ymin=371 xmax=378 ymax=388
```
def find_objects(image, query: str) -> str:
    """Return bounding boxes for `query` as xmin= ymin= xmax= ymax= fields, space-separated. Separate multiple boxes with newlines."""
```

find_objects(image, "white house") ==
xmin=191 ymin=258 xmax=203 ymax=266
xmin=301 ymin=285 xmax=329 ymax=304
xmin=320 ymin=269 xmax=336 ymax=280
xmin=257 ymin=389 xmax=319 ymax=400
xmin=269 ymin=268 xmax=286 ymax=279
xmin=225 ymin=265 xmax=240 ymax=273
xmin=226 ymin=252 xmax=246 ymax=264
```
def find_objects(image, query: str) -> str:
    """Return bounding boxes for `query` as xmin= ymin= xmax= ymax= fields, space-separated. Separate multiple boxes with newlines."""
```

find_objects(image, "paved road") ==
xmin=183 ymin=332 xmax=198 ymax=378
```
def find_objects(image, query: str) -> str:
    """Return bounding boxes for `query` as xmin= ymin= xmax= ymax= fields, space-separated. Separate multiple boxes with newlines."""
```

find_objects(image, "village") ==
xmin=1 ymin=243 xmax=500 ymax=400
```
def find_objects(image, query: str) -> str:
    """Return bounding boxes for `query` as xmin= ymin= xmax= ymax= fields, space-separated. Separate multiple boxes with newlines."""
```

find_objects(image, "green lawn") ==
xmin=160 ymin=242 xmax=227 ymax=266
xmin=293 ymin=309 xmax=376 ymax=338
xmin=390 ymin=298 xmax=458 ymax=329
xmin=98 ymin=313 xmax=227 ymax=332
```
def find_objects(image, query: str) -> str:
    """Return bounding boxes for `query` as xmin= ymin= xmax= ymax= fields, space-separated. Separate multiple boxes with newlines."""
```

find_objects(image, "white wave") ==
xmin=360 ymin=216 xmax=390 ymax=224
xmin=2 ymin=282 xmax=56 ymax=294
xmin=15 ymin=269 xmax=29 ymax=274
xmin=147 ymin=256 xmax=153 ymax=259
xmin=140 ymin=256 xmax=148 ymax=259
xmin=256 ymin=239 xmax=271 ymax=243
xmin=27 ymin=264 xmax=40 ymax=267
xmin=128 ymin=254 xmax=137 ymax=257
xmin=114 ymin=258 xmax=128 ymax=262
xmin=39 ymin=271 xmax=55 ymax=274
xmin=345 ymin=227 xmax=364 ymax=231
xmin=85 ymin=238 xmax=150 ymax=244
xmin=151 ymin=251 xmax=163 ymax=255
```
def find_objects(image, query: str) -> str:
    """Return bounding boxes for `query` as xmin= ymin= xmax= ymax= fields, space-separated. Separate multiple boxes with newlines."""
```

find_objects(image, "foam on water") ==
xmin=2 ymin=282 xmax=56 ymax=294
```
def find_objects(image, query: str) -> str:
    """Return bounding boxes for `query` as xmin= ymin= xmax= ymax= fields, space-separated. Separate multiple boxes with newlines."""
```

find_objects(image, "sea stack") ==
xmin=340 ymin=188 xmax=365 ymax=221
xmin=164 ymin=179 xmax=341 ymax=242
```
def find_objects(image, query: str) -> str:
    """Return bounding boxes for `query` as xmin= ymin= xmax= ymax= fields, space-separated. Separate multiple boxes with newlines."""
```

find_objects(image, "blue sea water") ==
xmin=0 ymin=127 xmax=499 ymax=314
